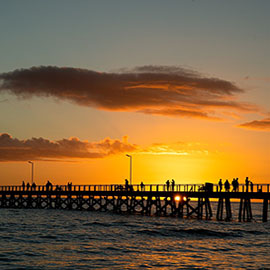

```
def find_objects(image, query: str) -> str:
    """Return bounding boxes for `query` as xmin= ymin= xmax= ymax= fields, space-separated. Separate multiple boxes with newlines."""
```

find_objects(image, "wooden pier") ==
xmin=0 ymin=183 xmax=269 ymax=222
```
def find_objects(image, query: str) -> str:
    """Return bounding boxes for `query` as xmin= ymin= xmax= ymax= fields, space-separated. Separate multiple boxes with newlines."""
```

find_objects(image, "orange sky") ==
xmin=0 ymin=2 xmax=269 ymax=186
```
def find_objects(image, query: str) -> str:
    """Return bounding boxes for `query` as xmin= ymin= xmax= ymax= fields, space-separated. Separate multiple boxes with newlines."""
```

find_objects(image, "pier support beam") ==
xmin=216 ymin=198 xmax=231 ymax=221
xmin=238 ymin=198 xmax=252 ymax=222
xmin=263 ymin=199 xmax=268 ymax=222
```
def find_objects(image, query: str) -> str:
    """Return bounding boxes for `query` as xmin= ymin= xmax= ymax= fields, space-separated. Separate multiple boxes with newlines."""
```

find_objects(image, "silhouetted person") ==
xmin=171 ymin=179 xmax=175 ymax=191
xmin=46 ymin=180 xmax=52 ymax=191
xmin=32 ymin=182 xmax=36 ymax=191
xmin=22 ymin=181 xmax=25 ymax=191
xmin=46 ymin=181 xmax=49 ymax=191
xmin=140 ymin=181 xmax=145 ymax=191
xmin=218 ymin=179 xmax=223 ymax=192
xmin=250 ymin=181 xmax=253 ymax=192
xmin=166 ymin=180 xmax=170 ymax=191
xmin=232 ymin=178 xmax=237 ymax=192
xmin=224 ymin=180 xmax=230 ymax=192
xmin=26 ymin=182 xmax=30 ymax=191
xmin=125 ymin=179 xmax=129 ymax=190
xmin=245 ymin=177 xmax=249 ymax=192
xmin=235 ymin=178 xmax=239 ymax=192
xmin=67 ymin=182 xmax=72 ymax=191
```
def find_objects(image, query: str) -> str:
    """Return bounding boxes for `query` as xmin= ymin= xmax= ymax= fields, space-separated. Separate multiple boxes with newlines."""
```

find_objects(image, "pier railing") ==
xmin=0 ymin=183 xmax=269 ymax=193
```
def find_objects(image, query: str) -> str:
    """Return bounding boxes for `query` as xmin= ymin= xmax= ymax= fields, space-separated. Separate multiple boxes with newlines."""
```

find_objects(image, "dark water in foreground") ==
xmin=0 ymin=203 xmax=269 ymax=269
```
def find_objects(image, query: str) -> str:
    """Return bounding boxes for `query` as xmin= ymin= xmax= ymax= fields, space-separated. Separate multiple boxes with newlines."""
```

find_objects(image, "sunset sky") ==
xmin=0 ymin=0 xmax=269 ymax=186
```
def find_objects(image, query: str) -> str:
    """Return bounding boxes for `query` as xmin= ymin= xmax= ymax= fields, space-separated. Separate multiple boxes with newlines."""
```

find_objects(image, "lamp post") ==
xmin=126 ymin=154 xmax=132 ymax=185
xmin=28 ymin=161 xmax=34 ymax=184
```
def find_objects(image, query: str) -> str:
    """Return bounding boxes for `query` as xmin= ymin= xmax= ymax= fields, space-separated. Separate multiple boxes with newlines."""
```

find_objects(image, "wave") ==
xmin=83 ymin=221 xmax=112 ymax=227
xmin=231 ymin=229 xmax=267 ymax=235
xmin=136 ymin=228 xmax=240 ymax=238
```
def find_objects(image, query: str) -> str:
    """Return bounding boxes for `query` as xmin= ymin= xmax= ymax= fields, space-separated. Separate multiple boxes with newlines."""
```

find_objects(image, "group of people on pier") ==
xmin=20 ymin=177 xmax=259 ymax=193
xmin=21 ymin=180 xmax=65 ymax=191
xmin=165 ymin=179 xmax=175 ymax=191
xmin=21 ymin=181 xmax=36 ymax=191
xmin=218 ymin=177 xmax=254 ymax=192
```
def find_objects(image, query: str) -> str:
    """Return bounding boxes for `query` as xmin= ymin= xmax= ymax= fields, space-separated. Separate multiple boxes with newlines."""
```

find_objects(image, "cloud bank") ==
xmin=0 ymin=133 xmax=212 ymax=162
xmin=0 ymin=65 xmax=256 ymax=120
xmin=0 ymin=133 xmax=137 ymax=161
xmin=239 ymin=117 xmax=270 ymax=131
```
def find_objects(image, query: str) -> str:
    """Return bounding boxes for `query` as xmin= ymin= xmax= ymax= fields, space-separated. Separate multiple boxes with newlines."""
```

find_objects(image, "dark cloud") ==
xmin=0 ymin=133 xmax=215 ymax=162
xmin=238 ymin=118 xmax=270 ymax=131
xmin=0 ymin=65 xmax=256 ymax=119
xmin=0 ymin=133 xmax=137 ymax=161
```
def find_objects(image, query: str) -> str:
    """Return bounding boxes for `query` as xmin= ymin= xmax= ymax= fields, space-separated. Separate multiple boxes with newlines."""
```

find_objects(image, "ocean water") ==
xmin=0 ymin=203 xmax=269 ymax=270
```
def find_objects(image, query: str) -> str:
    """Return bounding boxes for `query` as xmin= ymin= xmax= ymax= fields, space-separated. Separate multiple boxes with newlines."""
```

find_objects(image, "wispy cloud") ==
xmin=238 ymin=117 xmax=270 ymax=131
xmin=0 ymin=65 xmax=257 ymax=120
xmin=141 ymin=142 xmax=210 ymax=156
xmin=0 ymin=133 xmax=137 ymax=161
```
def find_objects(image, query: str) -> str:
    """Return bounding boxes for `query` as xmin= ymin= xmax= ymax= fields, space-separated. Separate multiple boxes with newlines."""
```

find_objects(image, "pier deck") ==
xmin=0 ymin=184 xmax=269 ymax=222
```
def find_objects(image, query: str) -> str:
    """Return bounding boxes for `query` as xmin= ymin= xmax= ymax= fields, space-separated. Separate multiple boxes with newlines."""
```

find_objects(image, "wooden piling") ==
xmin=263 ymin=199 xmax=268 ymax=222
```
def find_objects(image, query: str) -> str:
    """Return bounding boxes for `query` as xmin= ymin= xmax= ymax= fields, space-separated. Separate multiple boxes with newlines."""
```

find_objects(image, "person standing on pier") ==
xmin=250 ymin=181 xmax=253 ymax=192
xmin=232 ymin=178 xmax=237 ymax=192
xmin=218 ymin=179 xmax=223 ymax=192
xmin=125 ymin=179 xmax=129 ymax=191
xmin=245 ymin=177 xmax=249 ymax=192
xmin=166 ymin=180 xmax=170 ymax=191
xmin=22 ymin=181 xmax=25 ymax=191
xmin=235 ymin=178 xmax=239 ymax=192
xmin=140 ymin=181 xmax=145 ymax=191
xmin=31 ymin=182 xmax=36 ymax=191
xmin=67 ymin=182 xmax=72 ymax=191
xmin=171 ymin=179 xmax=175 ymax=191
xmin=224 ymin=179 xmax=230 ymax=192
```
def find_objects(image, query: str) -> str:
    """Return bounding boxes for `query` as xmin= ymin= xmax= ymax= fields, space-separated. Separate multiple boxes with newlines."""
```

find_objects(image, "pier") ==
xmin=0 ymin=183 xmax=269 ymax=222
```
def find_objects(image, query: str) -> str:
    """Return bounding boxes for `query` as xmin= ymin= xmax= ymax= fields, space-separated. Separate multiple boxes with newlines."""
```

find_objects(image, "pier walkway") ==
xmin=0 ymin=183 xmax=269 ymax=222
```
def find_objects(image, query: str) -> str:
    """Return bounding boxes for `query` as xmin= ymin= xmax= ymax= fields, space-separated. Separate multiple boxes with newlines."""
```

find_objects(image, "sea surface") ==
xmin=0 ymin=202 xmax=269 ymax=270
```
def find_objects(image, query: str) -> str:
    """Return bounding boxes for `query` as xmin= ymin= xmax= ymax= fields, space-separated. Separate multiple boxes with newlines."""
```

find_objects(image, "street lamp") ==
xmin=126 ymin=154 xmax=132 ymax=185
xmin=28 ymin=161 xmax=34 ymax=184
